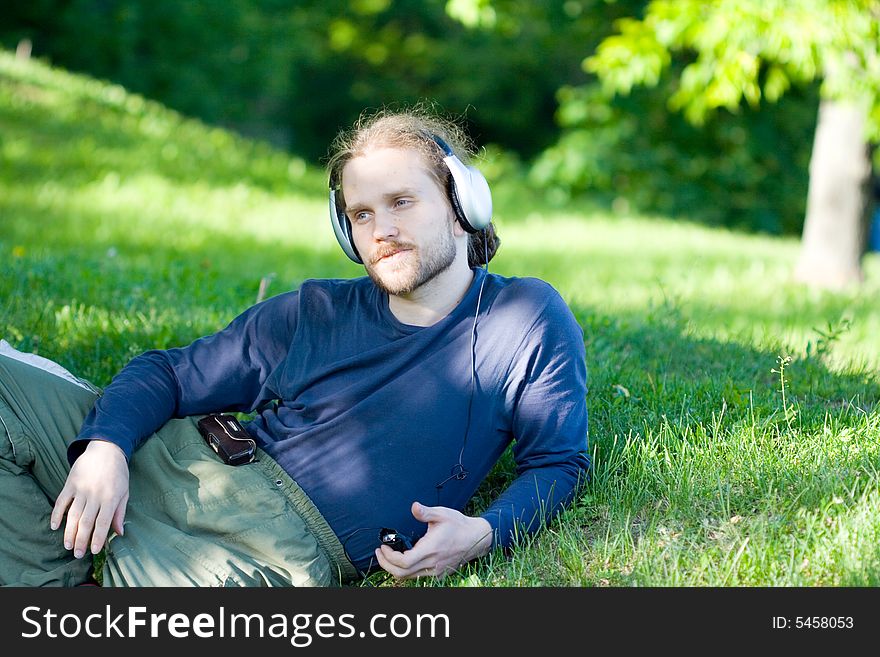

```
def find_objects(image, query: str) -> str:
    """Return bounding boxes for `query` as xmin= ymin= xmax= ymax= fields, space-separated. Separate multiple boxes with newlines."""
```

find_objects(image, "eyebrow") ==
xmin=344 ymin=187 xmax=420 ymax=214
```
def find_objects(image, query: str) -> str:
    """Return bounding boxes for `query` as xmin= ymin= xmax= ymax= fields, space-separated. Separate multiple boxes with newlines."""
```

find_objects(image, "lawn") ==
xmin=2 ymin=50 xmax=879 ymax=587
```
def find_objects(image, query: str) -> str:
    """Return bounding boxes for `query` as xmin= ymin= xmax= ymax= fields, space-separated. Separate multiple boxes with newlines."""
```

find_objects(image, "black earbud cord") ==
xmin=434 ymin=229 xmax=489 ymax=498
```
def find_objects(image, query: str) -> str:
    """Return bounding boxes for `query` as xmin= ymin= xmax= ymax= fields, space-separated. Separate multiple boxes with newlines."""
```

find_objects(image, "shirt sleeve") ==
xmin=69 ymin=291 xmax=298 ymax=464
xmin=480 ymin=288 xmax=590 ymax=549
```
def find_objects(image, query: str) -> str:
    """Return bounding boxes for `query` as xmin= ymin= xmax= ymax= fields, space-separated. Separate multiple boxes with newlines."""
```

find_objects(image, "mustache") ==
xmin=369 ymin=242 xmax=416 ymax=265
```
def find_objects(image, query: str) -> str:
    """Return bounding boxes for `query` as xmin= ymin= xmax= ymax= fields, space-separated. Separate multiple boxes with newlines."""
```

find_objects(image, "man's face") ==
xmin=341 ymin=146 xmax=463 ymax=296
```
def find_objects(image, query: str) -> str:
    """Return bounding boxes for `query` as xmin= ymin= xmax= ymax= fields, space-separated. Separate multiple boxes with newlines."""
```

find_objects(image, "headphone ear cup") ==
xmin=443 ymin=156 xmax=493 ymax=233
xmin=328 ymin=189 xmax=362 ymax=263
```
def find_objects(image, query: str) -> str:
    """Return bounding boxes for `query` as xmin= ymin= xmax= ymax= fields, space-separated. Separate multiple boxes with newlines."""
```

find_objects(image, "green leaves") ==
xmin=585 ymin=17 xmax=672 ymax=95
xmin=585 ymin=0 xmax=880 ymax=137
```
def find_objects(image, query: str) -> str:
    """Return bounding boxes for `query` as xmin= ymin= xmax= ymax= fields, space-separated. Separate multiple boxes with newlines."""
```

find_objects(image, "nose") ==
xmin=372 ymin=209 xmax=399 ymax=240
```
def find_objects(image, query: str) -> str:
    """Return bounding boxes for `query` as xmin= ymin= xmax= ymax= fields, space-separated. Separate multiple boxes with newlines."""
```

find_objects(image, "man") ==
xmin=0 ymin=109 xmax=589 ymax=586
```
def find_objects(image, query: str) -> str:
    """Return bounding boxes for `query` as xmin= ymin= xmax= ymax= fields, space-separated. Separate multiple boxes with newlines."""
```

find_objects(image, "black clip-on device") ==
xmin=379 ymin=528 xmax=413 ymax=552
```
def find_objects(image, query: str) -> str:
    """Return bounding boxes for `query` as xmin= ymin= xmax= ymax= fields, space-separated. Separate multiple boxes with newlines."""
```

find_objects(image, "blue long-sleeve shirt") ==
xmin=72 ymin=268 xmax=589 ymax=573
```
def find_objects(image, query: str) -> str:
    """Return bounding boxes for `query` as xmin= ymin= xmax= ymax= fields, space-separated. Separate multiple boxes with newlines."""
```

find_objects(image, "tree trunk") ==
xmin=794 ymin=98 xmax=872 ymax=290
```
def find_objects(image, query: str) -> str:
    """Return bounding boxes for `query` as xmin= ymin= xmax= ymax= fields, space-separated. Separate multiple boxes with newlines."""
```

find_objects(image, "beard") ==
xmin=364 ymin=223 xmax=457 ymax=296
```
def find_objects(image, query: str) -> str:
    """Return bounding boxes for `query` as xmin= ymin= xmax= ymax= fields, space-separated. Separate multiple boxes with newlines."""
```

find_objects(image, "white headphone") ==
xmin=328 ymin=133 xmax=493 ymax=264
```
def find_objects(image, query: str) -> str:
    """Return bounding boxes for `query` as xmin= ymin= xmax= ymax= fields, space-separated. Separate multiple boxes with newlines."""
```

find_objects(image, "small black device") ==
xmin=379 ymin=528 xmax=413 ymax=553
xmin=197 ymin=413 xmax=256 ymax=466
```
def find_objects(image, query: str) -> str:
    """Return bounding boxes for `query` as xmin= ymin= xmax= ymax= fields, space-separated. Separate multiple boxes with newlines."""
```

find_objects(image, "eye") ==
xmin=394 ymin=197 xmax=413 ymax=209
xmin=351 ymin=210 xmax=371 ymax=224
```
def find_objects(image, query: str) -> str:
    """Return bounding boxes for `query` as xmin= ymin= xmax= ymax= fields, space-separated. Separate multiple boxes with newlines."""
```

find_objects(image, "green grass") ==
xmin=2 ymin=50 xmax=879 ymax=587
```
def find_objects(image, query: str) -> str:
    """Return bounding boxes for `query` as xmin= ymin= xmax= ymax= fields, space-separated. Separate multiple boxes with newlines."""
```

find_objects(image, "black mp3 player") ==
xmin=197 ymin=413 xmax=256 ymax=466
xmin=379 ymin=528 xmax=413 ymax=552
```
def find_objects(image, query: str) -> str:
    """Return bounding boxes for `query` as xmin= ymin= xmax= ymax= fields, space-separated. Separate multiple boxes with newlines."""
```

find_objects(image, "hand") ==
xmin=374 ymin=502 xmax=494 ymax=580
xmin=50 ymin=440 xmax=130 ymax=559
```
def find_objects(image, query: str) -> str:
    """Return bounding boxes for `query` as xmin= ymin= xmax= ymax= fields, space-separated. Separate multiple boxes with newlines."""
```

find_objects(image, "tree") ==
xmin=584 ymin=0 xmax=880 ymax=290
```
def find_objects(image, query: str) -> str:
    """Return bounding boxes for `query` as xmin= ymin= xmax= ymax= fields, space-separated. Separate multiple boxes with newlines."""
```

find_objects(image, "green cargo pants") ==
xmin=0 ymin=346 xmax=359 ymax=587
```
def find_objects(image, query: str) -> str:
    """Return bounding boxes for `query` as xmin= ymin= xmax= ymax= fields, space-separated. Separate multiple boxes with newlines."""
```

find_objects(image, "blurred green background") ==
xmin=4 ymin=0 xmax=877 ymax=239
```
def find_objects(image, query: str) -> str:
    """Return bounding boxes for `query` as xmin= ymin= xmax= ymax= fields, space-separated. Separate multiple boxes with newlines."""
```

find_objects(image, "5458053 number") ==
xmin=795 ymin=616 xmax=853 ymax=629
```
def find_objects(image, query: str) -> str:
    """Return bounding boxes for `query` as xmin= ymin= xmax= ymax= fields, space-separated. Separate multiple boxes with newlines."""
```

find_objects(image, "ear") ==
xmin=453 ymin=217 xmax=468 ymax=238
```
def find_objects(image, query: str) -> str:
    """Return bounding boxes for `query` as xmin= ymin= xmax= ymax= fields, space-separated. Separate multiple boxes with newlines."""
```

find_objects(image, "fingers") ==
xmin=375 ymin=545 xmax=455 ymax=580
xmin=58 ymin=494 xmax=124 ymax=558
xmin=375 ymin=545 xmax=433 ymax=580
xmin=50 ymin=485 xmax=73 ymax=532
xmin=53 ymin=478 xmax=96 ymax=559
xmin=411 ymin=501 xmax=449 ymax=523
xmin=63 ymin=496 xmax=95 ymax=559
xmin=410 ymin=501 xmax=429 ymax=521
xmin=91 ymin=503 xmax=117 ymax=555
xmin=111 ymin=495 xmax=128 ymax=537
